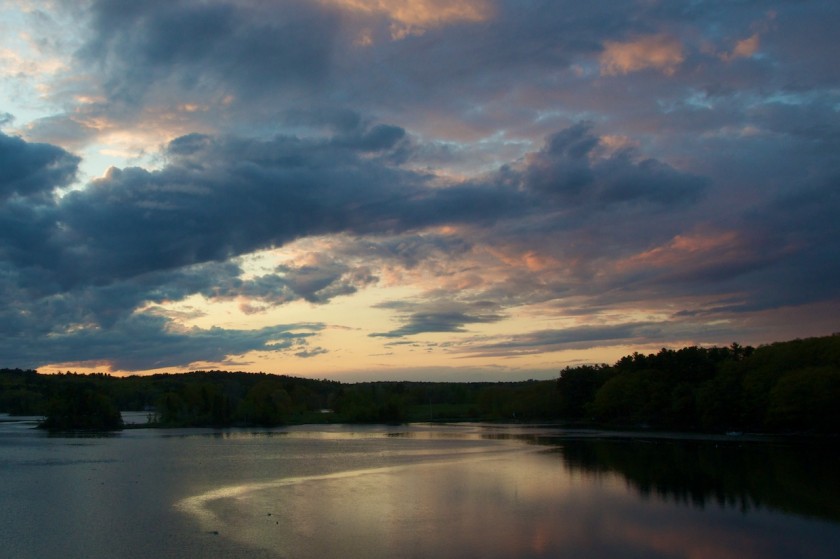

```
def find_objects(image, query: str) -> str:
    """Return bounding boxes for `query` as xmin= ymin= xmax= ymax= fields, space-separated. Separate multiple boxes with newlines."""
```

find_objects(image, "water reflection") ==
xmin=473 ymin=427 xmax=840 ymax=523
xmin=178 ymin=429 xmax=840 ymax=559
xmin=3 ymin=420 xmax=838 ymax=558
xmin=543 ymin=436 xmax=840 ymax=523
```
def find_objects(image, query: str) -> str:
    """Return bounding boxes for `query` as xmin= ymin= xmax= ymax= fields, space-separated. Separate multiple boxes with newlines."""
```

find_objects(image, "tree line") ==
xmin=1 ymin=334 xmax=838 ymax=433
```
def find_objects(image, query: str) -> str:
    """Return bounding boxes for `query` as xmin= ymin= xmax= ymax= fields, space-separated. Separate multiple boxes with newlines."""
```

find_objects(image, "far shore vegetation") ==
xmin=1 ymin=334 xmax=838 ymax=434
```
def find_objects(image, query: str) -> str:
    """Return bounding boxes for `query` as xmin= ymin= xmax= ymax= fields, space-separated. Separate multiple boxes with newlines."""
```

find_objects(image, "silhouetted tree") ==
xmin=40 ymin=386 xmax=123 ymax=431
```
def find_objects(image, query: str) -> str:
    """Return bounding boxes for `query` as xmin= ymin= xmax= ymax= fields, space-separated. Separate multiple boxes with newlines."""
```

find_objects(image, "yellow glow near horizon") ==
xmin=37 ymin=245 xmax=719 ymax=379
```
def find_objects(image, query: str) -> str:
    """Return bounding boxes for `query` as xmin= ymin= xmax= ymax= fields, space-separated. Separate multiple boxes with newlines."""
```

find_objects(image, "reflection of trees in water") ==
xmin=555 ymin=438 xmax=840 ymax=523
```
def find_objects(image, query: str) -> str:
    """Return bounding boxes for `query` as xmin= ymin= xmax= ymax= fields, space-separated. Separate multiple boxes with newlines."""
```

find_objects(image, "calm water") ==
xmin=1 ymin=417 xmax=838 ymax=559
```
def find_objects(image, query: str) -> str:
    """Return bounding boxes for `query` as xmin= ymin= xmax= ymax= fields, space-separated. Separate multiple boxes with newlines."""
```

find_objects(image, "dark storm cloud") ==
xmin=2 ymin=120 xmax=708 ymax=323
xmin=521 ymin=123 xmax=707 ymax=208
xmin=0 ymin=132 xmax=79 ymax=202
xmin=16 ymin=121 xmax=630 ymax=295
xmin=763 ymin=2 xmax=840 ymax=88
xmin=0 ymin=311 xmax=323 ymax=371
xmin=466 ymin=323 xmax=662 ymax=356
xmin=206 ymin=256 xmax=379 ymax=308
xmin=461 ymin=320 xmax=744 ymax=359
xmin=323 ymin=0 xmax=736 ymax=117
xmin=549 ymin=164 xmax=840 ymax=319
xmin=331 ymin=123 xmax=408 ymax=153
xmin=4 ymin=0 xmax=839 ymax=374
xmin=79 ymin=0 xmax=337 ymax=105
xmin=370 ymin=302 xmax=505 ymax=339
xmin=23 ymin=114 xmax=101 ymax=152
xmin=51 ymin=0 xmax=770 ymax=142
xmin=2 ymin=107 xmax=835 ymax=369
xmin=723 ymin=176 xmax=840 ymax=310
xmin=39 ymin=131 xmax=428 ymax=288
xmin=751 ymin=98 xmax=840 ymax=149
xmin=0 ymin=252 xmax=339 ymax=370
xmin=335 ymin=232 xmax=474 ymax=271
xmin=0 ymin=258 xmax=238 ymax=343
xmin=274 ymin=260 xmax=377 ymax=304
xmin=0 ymin=126 xmax=503 ymax=367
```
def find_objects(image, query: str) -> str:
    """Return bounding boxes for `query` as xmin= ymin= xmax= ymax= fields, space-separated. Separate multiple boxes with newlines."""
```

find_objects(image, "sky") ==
xmin=1 ymin=0 xmax=838 ymax=381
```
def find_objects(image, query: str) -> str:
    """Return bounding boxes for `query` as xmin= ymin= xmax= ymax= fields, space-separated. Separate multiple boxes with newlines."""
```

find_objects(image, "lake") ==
xmin=1 ymin=416 xmax=838 ymax=558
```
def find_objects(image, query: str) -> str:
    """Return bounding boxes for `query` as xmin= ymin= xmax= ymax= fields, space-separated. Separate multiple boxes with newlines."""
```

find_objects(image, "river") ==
xmin=1 ymin=416 xmax=838 ymax=558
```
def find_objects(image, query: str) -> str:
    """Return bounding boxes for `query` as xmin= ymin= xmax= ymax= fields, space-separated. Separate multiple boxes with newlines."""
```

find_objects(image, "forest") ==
xmin=1 ymin=334 xmax=838 ymax=434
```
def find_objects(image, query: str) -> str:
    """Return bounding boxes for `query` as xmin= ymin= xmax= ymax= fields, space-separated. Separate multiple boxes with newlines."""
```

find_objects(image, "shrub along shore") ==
xmin=1 ymin=334 xmax=838 ymax=434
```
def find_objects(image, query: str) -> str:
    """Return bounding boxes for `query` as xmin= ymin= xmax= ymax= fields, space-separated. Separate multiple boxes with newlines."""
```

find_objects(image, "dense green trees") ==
xmin=1 ymin=334 xmax=838 ymax=433
xmin=40 ymin=385 xmax=123 ymax=431
xmin=557 ymin=365 xmax=613 ymax=419
xmin=0 ymin=369 xmax=47 ymax=415
xmin=564 ymin=336 xmax=840 ymax=433
xmin=587 ymin=345 xmax=742 ymax=429
xmin=239 ymin=379 xmax=293 ymax=426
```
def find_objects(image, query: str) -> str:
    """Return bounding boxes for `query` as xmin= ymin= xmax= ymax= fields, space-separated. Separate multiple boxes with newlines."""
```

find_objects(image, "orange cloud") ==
xmin=720 ymin=33 xmax=760 ymax=61
xmin=521 ymin=251 xmax=561 ymax=272
xmin=718 ymin=11 xmax=774 ymax=62
xmin=321 ymin=0 xmax=493 ymax=39
xmin=600 ymin=34 xmax=684 ymax=76
xmin=618 ymin=231 xmax=744 ymax=272
xmin=733 ymin=34 xmax=760 ymax=58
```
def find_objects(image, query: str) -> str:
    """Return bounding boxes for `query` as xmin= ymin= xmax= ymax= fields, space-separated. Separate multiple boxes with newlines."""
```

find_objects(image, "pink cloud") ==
xmin=616 ymin=231 xmax=749 ymax=276
xmin=721 ymin=33 xmax=761 ymax=61
xmin=600 ymin=34 xmax=684 ymax=76
xmin=321 ymin=0 xmax=493 ymax=40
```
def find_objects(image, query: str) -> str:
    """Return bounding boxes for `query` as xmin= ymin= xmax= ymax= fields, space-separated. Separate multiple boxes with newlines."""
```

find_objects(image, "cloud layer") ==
xmin=1 ymin=0 xmax=838 ymax=376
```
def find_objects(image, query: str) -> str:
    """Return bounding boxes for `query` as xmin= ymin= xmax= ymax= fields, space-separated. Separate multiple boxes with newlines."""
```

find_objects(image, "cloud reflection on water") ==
xmin=176 ymin=429 xmax=840 ymax=559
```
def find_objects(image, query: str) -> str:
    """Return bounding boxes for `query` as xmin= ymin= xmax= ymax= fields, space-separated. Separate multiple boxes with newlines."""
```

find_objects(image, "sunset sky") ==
xmin=1 ymin=0 xmax=838 ymax=381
